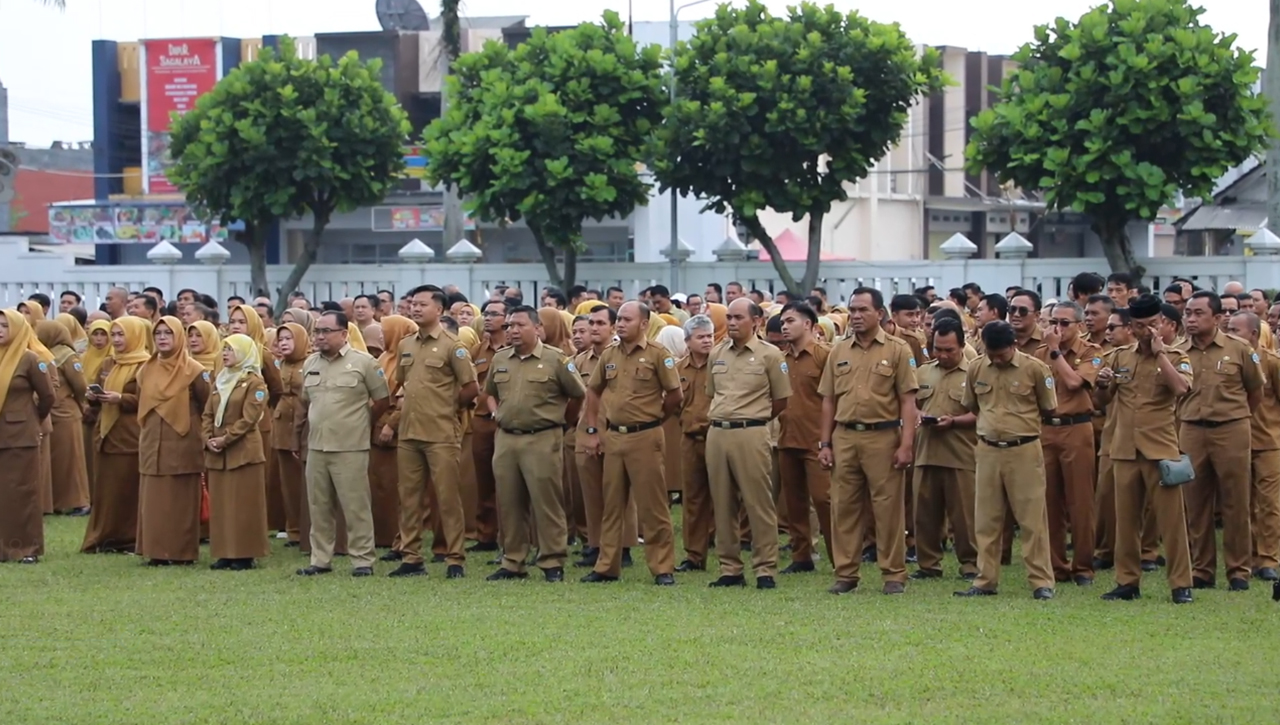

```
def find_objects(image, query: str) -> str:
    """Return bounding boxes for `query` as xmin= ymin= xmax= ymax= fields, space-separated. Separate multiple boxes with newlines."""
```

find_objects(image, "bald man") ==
xmin=1223 ymin=281 xmax=1245 ymax=297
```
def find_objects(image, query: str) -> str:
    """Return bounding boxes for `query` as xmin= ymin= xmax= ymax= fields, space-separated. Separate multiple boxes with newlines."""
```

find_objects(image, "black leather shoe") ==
xmin=67 ymin=506 xmax=90 ymax=517
xmin=543 ymin=567 xmax=564 ymax=583
xmin=1073 ymin=575 xmax=1094 ymax=587
xmin=431 ymin=554 xmax=447 ymax=563
xmin=580 ymin=571 xmax=618 ymax=583
xmin=1032 ymin=587 xmax=1054 ymax=600
xmin=228 ymin=559 xmax=255 ymax=571
xmin=296 ymin=565 xmax=332 ymax=576
xmin=740 ymin=541 xmax=753 ymax=552
xmin=953 ymin=586 xmax=997 ymax=597
xmin=574 ymin=553 xmax=599 ymax=568
xmin=487 ymin=555 xmax=504 ymax=566
xmin=1092 ymin=558 xmax=1114 ymax=571
xmin=446 ymin=564 xmax=465 ymax=579
xmin=18 ymin=555 xmax=38 ymax=564
xmin=209 ymin=559 xmax=233 ymax=571
xmin=861 ymin=545 xmax=877 ymax=563
xmin=782 ymin=561 xmax=815 ymax=574
xmin=654 ymin=573 xmax=676 ymax=586
xmin=145 ymin=559 xmax=171 ymax=567
xmin=621 ymin=549 xmax=634 ymax=568
xmin=827 ymin=580 xmax=857 ymax=595
xmin=388 ymin=563 xmax=427 ymax=578
xmin=905 ymin=546 xmax=918 ymax=564
xmin=1192 ymin=576 xmax=1216 ymax=589
xmin=1155 ymin=555 xmax=1166 ymax=566
xmin=1101 ymin=585 xmax=1141 ymax=601
xmin=675 ymin=559 xmax=705 ymax=572
xmin=883 ymin=581 xmax=905 ymax=595
xmin=1141 ymin=560 xmax=1157 ymax=572
xmin=1229 ymin=577 xmax=1249 ymax=591
xmin=283 ymin=541 xmax=300 ymax=548
xmin=709 ymin=575 xmax=746 ymax=588
xmin=1255 ymin=567 xmax=1280 ymax=581
xmin=756 ymin=576 xmax=776 ymax=590
xmin=486 ymin=568 xmax=528 ymax=581
xmin=351 ymin=567 xmax=374 ymax=577
xmin=1172 ymin=587 xmax=1193 ymax=604
xmin=379 ymin=550 xmax=404 ymax=562
xmin=959 ymin=571 xmax=977 ymax=581
xmin=467 ymin=541 xmax=500 ymax=552
xmin=909 ymin=569 xmax=942 ymax=580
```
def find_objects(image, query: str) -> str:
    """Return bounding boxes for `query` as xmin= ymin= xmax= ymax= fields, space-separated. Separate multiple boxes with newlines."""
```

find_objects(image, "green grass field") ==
xmin=1 ymin=513 xmax=1276 ymax=724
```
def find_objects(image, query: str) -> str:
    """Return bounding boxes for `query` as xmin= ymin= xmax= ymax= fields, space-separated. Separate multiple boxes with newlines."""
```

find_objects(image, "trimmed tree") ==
xmin=423 ymin=11 xmax=666 ymax=288
xmin=655 ymin=0 xmax=945 ymax=294
xmin=168 ymin=36 xmax=410 ymax=315
xmin=967 ymin=0 xmax=1271 ymax=277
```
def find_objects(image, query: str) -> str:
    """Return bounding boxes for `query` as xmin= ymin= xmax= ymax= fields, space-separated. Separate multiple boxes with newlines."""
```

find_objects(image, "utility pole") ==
xmin=668 ymin=0 xmax=713 ymax=291
xmin=440 ymin=48 xmax=464 ymax=253
xmin=1267 ymin=0 xmax=1280 ymax=237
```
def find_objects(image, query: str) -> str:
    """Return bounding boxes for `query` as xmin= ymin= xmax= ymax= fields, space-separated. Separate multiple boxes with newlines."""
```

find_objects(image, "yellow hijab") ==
xmin=0 ymin=309 xmax=53 ymax=413
xmin=137 ymin=317 xmax=205 ymax=436
xmin=18 ymin=299 xmax=46 ymax=325
xmin=188 ymin=320 xmax=223 ymax=374
xmin=214 ymin=334 xmax=261 ymax=427
xmin=100 ymin=316 xmax=153 ymax=439
xmin=57 ymin=313 xmax=88 ymax=354
xmin=35 ymin=319 xmax=76 ymax=368
xmin=646 ymin=311 xmax=666 ymax=340
xmin=82 ymin=319 xmax=113 ymax=384
xmin=575 ymin=300 xmax=607 ymax=316
xmin=347 ymin=322 xmax=368 ymax=353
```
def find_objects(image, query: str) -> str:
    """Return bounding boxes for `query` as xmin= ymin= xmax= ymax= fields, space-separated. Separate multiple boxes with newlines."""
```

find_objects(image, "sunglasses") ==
xmin=1106 ymin=324 xmax=1122 ymax=331
xmin=1009 ymin=306 xmax=1034 ymax=317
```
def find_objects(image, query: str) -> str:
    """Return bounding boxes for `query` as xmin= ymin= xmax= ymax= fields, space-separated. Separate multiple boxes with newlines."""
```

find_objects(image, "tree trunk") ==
xmin=530 ymin=225 xmax=565 ymax=289
xmin=742 ymin=215 xmax=801 ymax=294
xmin=1094 ymin=216 xmax=1145 ymax=281
xmin=1267 ymin=0 xmax=1280 ymax=238
xmin=274 ymin=213 xmax=328 ymax=318
xmin=801 ymin=210 xmax=825 ymax=293
xmin=235 ymin=222 xmax=271 ymax=304
xmin=440 ymin=0 xmax=465 ymax=253
xmin=562 ymin=247 xmax=578 ymax=291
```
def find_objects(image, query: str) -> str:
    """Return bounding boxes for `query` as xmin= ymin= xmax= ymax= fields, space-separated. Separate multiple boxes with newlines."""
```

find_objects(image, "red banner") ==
xmin=143 ymin=38 xmax=220 ymax=194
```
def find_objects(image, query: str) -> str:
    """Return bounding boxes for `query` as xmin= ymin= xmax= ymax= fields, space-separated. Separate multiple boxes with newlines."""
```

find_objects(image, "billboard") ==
xmin=48 ymin=203 xmax=231 ymax=245
xmin=140 ymin=38 xmax=223 ymax=195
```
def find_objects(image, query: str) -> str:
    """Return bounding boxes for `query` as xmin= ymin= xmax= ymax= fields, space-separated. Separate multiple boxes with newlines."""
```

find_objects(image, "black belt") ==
xmin=606 ymin=420 xmax=662 ymax=434
xmin=1041 ymin=414 xmax=1093 ymax=427
xmin=980 ymin=436 xmax=1039 ymax=449
xmin=709 ymin=420 xmax=769 ymax=430
xmin=840 ymin=420 xmax=902 ymax=432
xmin=1183 ymin=419 xmax=1245 ymax=429
xmin=499 ymin=424 xmax=560 ymax=436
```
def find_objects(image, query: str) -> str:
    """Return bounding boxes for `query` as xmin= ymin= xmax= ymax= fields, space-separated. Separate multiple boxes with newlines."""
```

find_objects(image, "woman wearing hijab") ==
xmin=202 ymin=334 xmax=270 ymax=571
xmin=57 ymin=312 xmax=89 ymax=355
xmin=270 ymin=322 xmax=310 ymax=548
xmin=655 ymin=325 xmax=688 ymax=359
xmin=347 ymin=321 xmax=368 ymax=353
xmin=81 ymin=316 xmax=151 ymax=554
xmin=705 ymin=303 xmax=728 ymax=345
xmin=538 ymin=307 xmax=572 ymax=351
xmin=35 ymin=320 xmax=90 ymax=515
xmin=81 ymin=319 xmax=113 ymax=496
xmin=17 ymin=299 xmax=45 ymax=326
xmin=228 ymin=303 xmax=284 ymax=536
xmin=371 ymin=315 xmax=417 ymax=551
xmin=280 ymin=307 xmax=314 ymax=335
xmin=362 ymin=323 xmax=385 ymax=358
xmin=188 ymin=321 xmax=223 ymax=375
xmin=456 ymin=325 xmax=481 ymax=541
xmin=0 ymin=310 xmax=56 ymax=563
xmin=136 ymin=317 xmax=210 ymax=566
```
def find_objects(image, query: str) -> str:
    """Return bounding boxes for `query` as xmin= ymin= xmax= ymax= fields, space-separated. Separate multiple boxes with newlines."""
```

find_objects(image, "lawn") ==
xmin=1 ymin=514 xmax=1277 ymax=724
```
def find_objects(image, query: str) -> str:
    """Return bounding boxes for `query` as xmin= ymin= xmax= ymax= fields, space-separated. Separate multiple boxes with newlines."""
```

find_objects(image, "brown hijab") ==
xmin=378 ymin=315 xmax=419 ymax=387
xmin=538 ymin=307 xmax=571 ymax=351
xmin=137 ymin=316 xmax=205 ymax=436
xmin=36 ymin=319 xmax=77 ymax=367
xmin=706 ymin=303 xmax=728 ymax=344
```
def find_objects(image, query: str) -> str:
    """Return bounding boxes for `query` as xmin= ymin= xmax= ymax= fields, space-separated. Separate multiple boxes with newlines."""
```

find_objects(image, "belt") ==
xmin=606 ymin=420 xmax=663 ymax=434
xmin=1183 ymin=419 xmax=1245 ymax=429
xmin=499 ymin=424 xmax=560 ymax=436
xmin=1041 ymin=414 xmax=1093 ymax=427
xmin=709 ymin=420 xmax=769 ymax=430
xmin=840 ymin=420 xmax=902 ymax=432
xmin=980 ymin=436 xmax=1039 ymax=449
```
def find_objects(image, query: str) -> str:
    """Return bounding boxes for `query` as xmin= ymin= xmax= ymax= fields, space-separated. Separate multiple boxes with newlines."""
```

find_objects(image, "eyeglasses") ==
xmin=1048 ymin=320 xmax=1075 ymax=328
xmin=483 ymin=311 xmax=505 ymax=318
xmin=1009 ymin=306 xmax=1033 ymax=317
xmin=314 ymin=327 xmax=340 ymax=334
xmin=1106 ymin=324 xmax=1121 ymax=331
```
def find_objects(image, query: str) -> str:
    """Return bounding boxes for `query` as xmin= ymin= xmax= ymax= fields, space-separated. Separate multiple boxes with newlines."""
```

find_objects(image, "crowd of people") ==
xmin=1 ymin=272 xmax=1279 ymax=605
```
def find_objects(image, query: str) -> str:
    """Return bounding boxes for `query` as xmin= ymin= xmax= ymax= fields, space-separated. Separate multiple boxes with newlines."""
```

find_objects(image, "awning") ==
xmin=1177 ymin=204 xmax=1268 ymax=232
xmin=757 ymin=228 xmax=854 ymax=262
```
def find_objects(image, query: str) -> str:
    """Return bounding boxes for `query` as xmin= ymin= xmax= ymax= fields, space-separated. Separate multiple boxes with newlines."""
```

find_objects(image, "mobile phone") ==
xmin=87 ymin=384 xmax=105 ymax=395
xmin=920 ymin=416 xmax=939 ymax=426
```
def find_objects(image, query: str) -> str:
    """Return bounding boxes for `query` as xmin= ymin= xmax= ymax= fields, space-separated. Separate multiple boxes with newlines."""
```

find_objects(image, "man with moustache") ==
xmin=675 ymin=315 xmax=715 ymax=572
xmin=1226 ymin=311 xmax=1280 ymax=582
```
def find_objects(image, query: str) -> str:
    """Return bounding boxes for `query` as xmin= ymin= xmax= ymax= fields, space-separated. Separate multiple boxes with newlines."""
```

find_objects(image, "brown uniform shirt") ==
xmin=587 ymin=338 xmax=680 ymax=426
xmin=1176 ymin=330 xmax=1264 ymax=423
xmin=300 ymin=345 xmax=390 ymax=452
xmin=1250 ymin=348 xmax=1280 ymax=451
xmin=962 ymin=352 xmax=1057 ymax=440
xmin=485 ymin=341 xmax=585 ymax=431
xmin=1105 ymin=345 xmax=1193 ymax=461
xmin=778 ymin=340 xmax=829 ymax=450
xmin=677 ymin=354 xmax=712 ymax=436
xmin=817 ymin=329 xmax=918 ymax=423
xmin=0 ymin=352 xmax=55 ymax=449
xmin=573 ymin=347 xmax=605 ymax=450
xmin=887 ymin=322 xmax=928 ymax=365
xmin=51 ymin=355 xmax=87 ymax=420
xmin=1016 ymin=327 xmax=1045 ymax=355
xmin=97 ymin=359 xmax=141 ymax=455
xmin=139 ymin=373 xmax=210 ymax=476
xmin=1033 ymin=337 xmax=1103 ymax=416
xmin=471 ymin=335 xmax=505 ymax=418
xmin=271 ymin=359 xmax=306 ymax=452
xmin=706 ymin=338 xmax=792 ymax=421
xmin=202 ymin=373 xmax=269 ymax=471
xmin=915 ymin=358 xmax=976 ymax=469
xmin=398 ymin=326 xmax=477 ymax=443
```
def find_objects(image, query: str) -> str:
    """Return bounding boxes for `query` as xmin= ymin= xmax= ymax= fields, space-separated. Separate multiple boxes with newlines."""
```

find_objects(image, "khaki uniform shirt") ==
xmin=778 ymin=340 xmax=829 ymax=450
xmin=1250 ymin=349 xmax=1280 ymax=451
xmin=915 ymin=358 xmax=976 ymax=469
xmin=485 ymin=341 xmax=585 ymax=431
xmin=1105 ymin=344 xmax=1193 ymax=461
xmin=398 ymin=326 xmax=477 ymax=443
xmin=300 ymin=344 xmax=390 ymax=452
xmin=677 ymin=354 xmax=711 ymax=436
xmin=573 ymin=347 xmax=605 ymax=449
xmin=887 ymin=322 xmax=928 ymax=365
xmin=1016 ymin=327 xmax=1045 ymax=356
xmin=962 ymin=352 xmax=1057 ymax=440
xmin=706 ymin=338 xmax=791 ymax=421
xmin=1033 ymin=337 xmax=1103 ymax=416
xmin=587 ymin=338 xmax=680 ymax=426
xmin=1176 ymin=330 xmax=1264 ymax=423
xmin=817 ymin=328 xmax=918 ymax=423
xmin=471 ymin=335 xmax=505 ymax=418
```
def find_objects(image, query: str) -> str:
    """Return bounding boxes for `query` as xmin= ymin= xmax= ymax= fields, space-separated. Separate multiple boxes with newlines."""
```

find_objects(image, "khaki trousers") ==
xmin=1250 ymin=448 xmax=1280 ymax=570
xmin=1181 ymin=420 xmax=1253 ymax=581
xmin=973 ymin=442 xmax=1053 ymax=591
xmin=470 ymin=416 xmax=500 ymax=545
xmin=707 ymin=426 xmax=778 ymax=577
xmin=830 ymin=427 xmax=906 ymax=585
xmin=396 ymin=439 xmax=466 ymax=566
xmin=564 ymin=434 xmax=587 ymax=543
xmin=596 ymin=427 xmax=674 ymax=578
xmin=1043 ymin=422 xmax=1096 ymax=579
xmin=778 ymin=447 xmax=832 ymax=564
xmin=576 ymin=449 xmax=638 ymax=549
xmin=305 ymin=450 xmax=374 ymax=568
xmin=913 ymin=464 xmax=978 ymax=575
xmin=460 ymin=431 xmax=478 ymax=541
xmin=1098 ymin=451 xmax=1162 ymax=564
xmin=680 ymin=435 xmax=714 ymax=566
xmin=495 ymin=428 xmax=568 ymax=572
xmin=1113 ymin=456 xmax=1193 ymax=590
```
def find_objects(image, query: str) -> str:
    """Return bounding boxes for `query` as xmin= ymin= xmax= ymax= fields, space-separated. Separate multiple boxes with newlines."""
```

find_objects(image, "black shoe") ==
xmin=431 ymin=553 xmax=447 ymax=563
xmin=740 ymin=541 xmax=753 ymax=553
xmin=446 ymin=564 xmax=465 ymax=579
xmin=1141 ymin=560 xmax=1158 ymax=572
xmin=1092 ymin=558 xmax=1114 ymax=571
xmin=379 ymin=550 xmax=404 ymax=562
xmin=1073 ymin=575 xmax=1094 ymax=587
xmin=861 ymin=545 xmax=877 ymax=563
xmin=1228 ymin=577 xmax=1249 ymax=592
xmin=580 ymin=571 xmax=618 ymax=583
xmin=953 ymin=586 xmax=997 ymax=597
xmin=1155 ymin=555 xmax=1166 ymax=566
xmin=228 ymin=559 xmax=255 ymax=571
xmin=67 ymin=506 xmax=90 ymax=517
xmin=675 ymin=559 xmax=705 ymax=572
xmin=388 ymin=562 xmax=427 ymax=578
xmin=654 ymin=573 xmax=676 ymax=586
xmin=781 ymin=561 xmax=815 ymax=574
xmin=756 ymin=576 xmax=776 ymax=590
xmin=708 ymin=575 xmax=746 ymax=588
xmin=1192 ymin=576 xmax=1216 ymax=590
xmin=487 ymin=555 xmax=504 ymax=566
xmin=544 ymin=567 xmax=564 ymax=583
xmin=145 ymin=559 xmax=171 ymax=567
xmin=1255 ymin=567 xmax=1280 ymax=581
xmin=909 ymin=569 xmax=942 ymax=580
xmin=827 ymin=580 xmax=857 ymax=595
xmin=209 ymin=559 xmax=233 ymax=571
xmin=959 ymin=571 xmax=977 ymax=581
xmin=621 ymin=549 xmax=634 ymax=568
xmin=18 ymin=556 xmax=38 ymax=564
xmin=1032 ymin=587 xmax=1054 ymax=600
xmin=905 ymin=546 xmax=918 ymax=564
xmin=485 ymin=568 xmax=528 ymax=581
xmin=778 ymin=543 xmax=792 ymax=552
xmin=351 ymin=566 xmax=374 ymax=577
xmin=296 ymin=565 xmax=332 ymax=576
xmin=573 ymin=554 xmax=599 ymax=568
xmin=1101 ymin=585 xmax=1141 ymax=601
xmin=284 ymin=541 xmax=300 ymax=548
xmin=1172 ymin=587 xmax=1193 ymax=604
xmin=467 ymin=541 xmax=500 ymax=552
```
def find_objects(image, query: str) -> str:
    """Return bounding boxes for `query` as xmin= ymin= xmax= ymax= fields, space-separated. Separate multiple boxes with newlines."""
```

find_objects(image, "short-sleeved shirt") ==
xmin=817 ymin=329 xmax=918 ymax=423
xmin=398 ymin=326 xmax=478 ymax=443
xmin=1250 ymin=348 xmax=1280 ymax=451
xmin=676 ymin=355 xmax=711 ymax=436
xmin=1176 ymin=330 xmax=1264 ymax=423
xmin=486 ymin=341 xmax=585 ymax=431
xmin=1105 ymin=344 xmax=1194 ymax=461
xmin=962 ymin=351 xmax=1057 ymax=440
xmin=1033 ymin=337 xmax=1103 ymax=416
xmin=300 ymin=345 xmax=390 ymax=452
xmin=915 ymin=358 xmax=976 ymax=469
xmin=470 ymin=335 xmax=506 ymax=416
xmin=778 ymin=340 xmax=830 ymax=450
xmin=587 ymin=338 xmax=681 ymax=426
xmin=1016 ymin=327 xmax=1045 ymax=355
xmin=887 ymin=322 xmax=928 ymax=365
xmin=706 ymin=338 xmax=791 ymax=421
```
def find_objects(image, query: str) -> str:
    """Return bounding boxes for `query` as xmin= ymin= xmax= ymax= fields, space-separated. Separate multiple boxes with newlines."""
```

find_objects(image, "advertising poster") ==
xmin=141 ymin=38 xmax=222 ymax=194
xmin=48 ymin=204 xmax=229 ymax=245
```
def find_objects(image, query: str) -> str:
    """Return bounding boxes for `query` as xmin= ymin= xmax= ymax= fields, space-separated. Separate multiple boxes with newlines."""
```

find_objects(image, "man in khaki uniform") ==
xmin=1178 ymin=291 xmax=1264 ymax=591
xmin=466 ymin=299 xmax=510 ymax=554
xmin=581 ymin=302 xmax=683 ymax=585
xmin=390 ymin=286 xmax=478 ymax=579
xmin=676 ymin=314 xmax=715 ymax=572
xmin=297 ymin=311 xmax=391 ymax=577
xmin=484 ymin=305 xmax=586 ymax=583
xmin=1226 ymin=311 xmax=1280 ymax=582
xmin=1094 ymin=295 xmax=1194 ymax=604
xmin=955 ymin=320 xmax=1057 ymax=600
xmin=705 ymin=298 xmax=791 ymax=589
xmin=911 ymin=317 xmax=978 ymax=580
xmin=1093 ymin=309 xmax=1133 ymax=569
xmin=818 ymin=287 xmax=918 ymax=596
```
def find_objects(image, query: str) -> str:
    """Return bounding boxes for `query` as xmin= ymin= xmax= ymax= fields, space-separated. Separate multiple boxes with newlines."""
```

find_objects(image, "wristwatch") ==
xmin=1049 ymin=350 xmax=1062 ymax=360
xmin=818 ymin=441 xmax=831 ymax=449
xmin=586 ymin=427 xmax=598 ymax=435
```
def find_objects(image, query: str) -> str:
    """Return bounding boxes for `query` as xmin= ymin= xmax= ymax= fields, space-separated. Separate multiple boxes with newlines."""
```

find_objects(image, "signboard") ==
xmin=141 ymin=38 xmax=223 ymax=195
xmin=47 ymin=204 xmax=230 ymax=245
xmin=371 ymin=205 xmax=475 ymax=232
xmin=402 ymin=146 xmax=428 ymax=179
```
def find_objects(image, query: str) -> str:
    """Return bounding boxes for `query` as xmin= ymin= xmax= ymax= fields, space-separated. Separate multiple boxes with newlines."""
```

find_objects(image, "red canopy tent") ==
xmin=756 ymin=228 xmax=854 ymax=262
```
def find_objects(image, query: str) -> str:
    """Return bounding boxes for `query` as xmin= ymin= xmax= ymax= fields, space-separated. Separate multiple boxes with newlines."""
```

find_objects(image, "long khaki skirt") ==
xmin=0 ymin=447 xmax=43 ymax=561
xmin=137 ymin=473 xmax=202 ymax=562
xmin=208 ymin=463 xmax=269 ymax=560
xmin=80 ymin=451 xmax=139 ymax=553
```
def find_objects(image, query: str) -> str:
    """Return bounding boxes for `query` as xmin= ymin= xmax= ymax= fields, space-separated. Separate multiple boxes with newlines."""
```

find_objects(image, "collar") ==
xmin=787 ymin=338 xmax=818 ymax=359
xmin=621 ymin=337 xmax=649 ymax=355
xmin=852 ymin=328 xmax=888 ymax=349
xmin=323 ymin=343 xmax=352 ymax=360
xmin=518 ymin=341 xmax=547 ymax=360
xmin=1192 ymin=329 xmax=1228 ymax=350
xmin=983 ymin=351 xmax=1022 ymax=368
xmin=728 ymin=336 xmax=759 ymax=352
xmin=417 ymin=325 xmax=443 ymax=341
xmin=681 ymin=353 xmax=708 ymax=369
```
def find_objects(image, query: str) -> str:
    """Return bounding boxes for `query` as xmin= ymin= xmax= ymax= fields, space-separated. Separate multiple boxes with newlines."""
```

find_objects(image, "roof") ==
xmin=1178 ymin=204 xmax=1267 ymax=232
xmin=756 ymin=228 xmax=854 ymax=262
